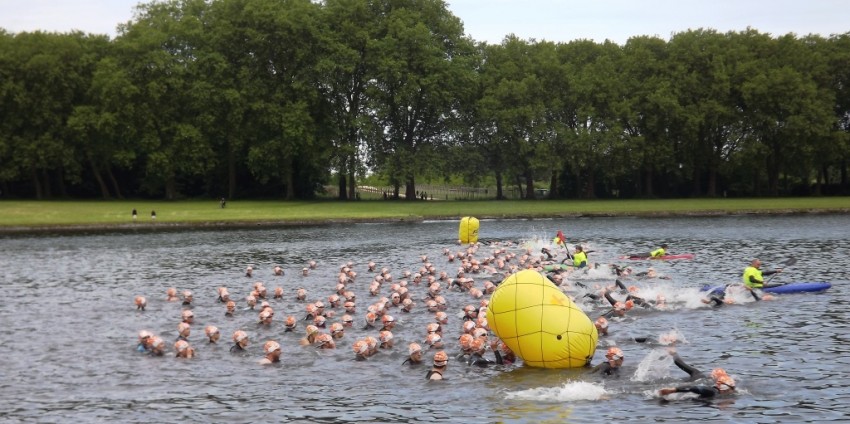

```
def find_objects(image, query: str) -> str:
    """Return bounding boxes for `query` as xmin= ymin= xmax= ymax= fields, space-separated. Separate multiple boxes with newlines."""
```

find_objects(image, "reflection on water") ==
xmin=1 ymin=215 xmax=850 ymax=422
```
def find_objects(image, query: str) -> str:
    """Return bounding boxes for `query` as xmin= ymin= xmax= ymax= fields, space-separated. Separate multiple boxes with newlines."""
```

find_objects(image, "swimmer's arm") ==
xmin=672 ymin=354 xmax=705 ymax=379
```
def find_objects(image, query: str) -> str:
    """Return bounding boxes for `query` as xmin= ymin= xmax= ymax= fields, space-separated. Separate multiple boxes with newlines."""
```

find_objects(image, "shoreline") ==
xmin=2 ymin=207 xmax=848 ymax=236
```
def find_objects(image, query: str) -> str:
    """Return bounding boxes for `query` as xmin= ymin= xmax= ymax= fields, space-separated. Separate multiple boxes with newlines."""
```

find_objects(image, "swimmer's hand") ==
xmin=659 ymin=388 xmax=676 ymax=396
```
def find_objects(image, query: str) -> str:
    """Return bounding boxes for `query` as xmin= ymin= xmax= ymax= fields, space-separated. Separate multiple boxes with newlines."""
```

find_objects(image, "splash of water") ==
xmin=631 ymin=348 xmax=676 ymax=382
xmin=504 ymin=381 xmax=609 ymax=402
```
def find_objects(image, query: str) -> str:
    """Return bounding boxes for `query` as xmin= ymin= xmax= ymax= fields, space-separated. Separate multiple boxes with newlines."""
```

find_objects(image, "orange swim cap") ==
xmin=264 ymin=340 xmax=281 ymax=354
xmin=233 ymin=330 xmax=248 ymax=343
xmin=285 ymin=315 xmax=296 ymax=327
xmin=595 ymin=317 xmax=609 ymax=329
xmin=330 ymin=323 xmax=344 ymax=335
xmin=715 ymin=375 xmax=736 ymax=390
xmin=433 ymin=350 xmax=448 ymax=366
xmin=205 ymin=325 xmax=219 ymax=337
xmin=379 ymin=330 xmax=394 ymax=343
xmin=352 ymin=340 xmax=368 ymax=355
xmin=174 ymin=340 xmax=190 ymax=352
xmin=606 ymin=347 xmax=624 ymax=360
xmin=305 ymin=325 xmax=319 ymax=336
xmin=458 ymin=334 xmax=474 ymax=349
xmin=381 ymin=315 xmax=395 ymax=324
xmin=182 ymin=310 xmax=194 ymax=320
xmin=408 ymin=343 xmax=422 ymax=355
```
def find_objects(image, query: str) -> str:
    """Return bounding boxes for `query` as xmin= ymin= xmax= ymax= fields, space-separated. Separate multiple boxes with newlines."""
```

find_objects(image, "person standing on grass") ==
xmin=132 ymin=209 xmax=137 ymax=221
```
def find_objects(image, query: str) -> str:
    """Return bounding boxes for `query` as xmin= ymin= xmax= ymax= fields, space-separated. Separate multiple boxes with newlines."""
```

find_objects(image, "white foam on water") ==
xmin=631 ymin=348 xmax=676 ymax=382
xmin=504 ymin=381 xmax=610 ymax=402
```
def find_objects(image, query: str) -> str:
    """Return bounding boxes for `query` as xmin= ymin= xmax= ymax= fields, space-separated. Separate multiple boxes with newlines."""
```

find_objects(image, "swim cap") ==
xmin=595 ymin=317 xmax=609 ymax=329
xmin=314 ymin=301 xmax=325 ymax=309
xmin=342 ymin=314 xmax=353 ymax=324
xmin=177 ymin=322 xmax=191 ymax=334
xmin=379 ymin=330 xmax=393 ymax=343
xmin=624 ymin=300 xmax=635 ymax=310
xmin=365 ymin=312 xmax=377 ymax=324
xmin=317 ymin=333 xmax=334 ymax=347
xmin=433 ymin=350 xmax=448 ymax=366
xmin=330 ymin=323 xmax=344 ymax=335
xmin=259 ymin=310 xmax=272 ymax=321
xmin=425 ymin=333 xmax=442 ymax=346
xmin=606 ymin=347 xmax=624 ymax=361
xmin=381 ymin=315 xmax=395 ymax=324
xmin=711 ymin=368 xmax=728 ymax=380
xmin=205 ymin=326 xmax=219 ymax=337
xmin=233 ymin=330 xmax=248 ymax=343
xmin=138 ymin=330 xmax=153 ymax=340
xmin=314 ymin=316 xmax=326 ymax=326
xmin=182 ymin=290 xmax=192 ymax=298
xmin=472 ymin=328 xmax=488 ymax=339
xmin=459 ymin=334 xmax=474 ymax=349
xmin=471 ymin=338 xmax=485 ymax=353
xmin=715 ymin=375 xmax=735 ymax=390
xmin=226 ymin=300 xmax=236 ymax=309
xmin=463 ymin=321 xmax=476 ymax=333
xmin=352 ymin=340 xmax=368 ymax=355
xmin=426 ymin=323 xmax=440 ymax=334
xmin=329 ymin=294 xmax=340 ymax=303
xmin=174 ymin=340 xmax=190 ymax=352
xmin=305 ymin=325 xmax=319 ymax=336
xmin=305 ymin=304 xmax=317 ymax=314
xmin=435 ymin=312 xmax=448 ymax=322
xmin=135 ymin=296 xmax=146 ymax=307
xmin=151 ymin=337 xmax=165 ymax=350
xmin=264 ymin=340 xmax=281 ymax=354
xmin=408 ymin=343 xmax=422 ymax=355
xmin=365 ymin=336 xmax=378 ymax=349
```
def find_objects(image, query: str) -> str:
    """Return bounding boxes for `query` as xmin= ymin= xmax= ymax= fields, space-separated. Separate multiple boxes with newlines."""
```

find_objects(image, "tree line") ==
xmin=1 ymin=0 xmax=849 ymax=200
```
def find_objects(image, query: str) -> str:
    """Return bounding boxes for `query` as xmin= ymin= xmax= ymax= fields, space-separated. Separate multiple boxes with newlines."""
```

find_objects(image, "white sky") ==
xmin=0 ymin=0 xmax=848 ymax=44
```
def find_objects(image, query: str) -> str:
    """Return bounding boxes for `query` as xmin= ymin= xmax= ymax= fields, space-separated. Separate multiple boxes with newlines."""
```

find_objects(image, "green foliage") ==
xmin=0 ymin=3 xmax=848 ymax=200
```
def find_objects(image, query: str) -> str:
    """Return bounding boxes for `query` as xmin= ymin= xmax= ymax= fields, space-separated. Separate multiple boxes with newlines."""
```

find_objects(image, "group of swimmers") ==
xmin=133 ymin=234 xmax=782 ymax=398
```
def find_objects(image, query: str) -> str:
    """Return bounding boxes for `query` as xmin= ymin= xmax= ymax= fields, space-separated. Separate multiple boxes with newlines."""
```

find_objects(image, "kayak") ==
xmin=543 ymin=264 xmax=573 ymax=271
xmin=620 ymin=253 xmax=695 ymax=260
xmin=701 ymin=282 xmax=832 ymax=294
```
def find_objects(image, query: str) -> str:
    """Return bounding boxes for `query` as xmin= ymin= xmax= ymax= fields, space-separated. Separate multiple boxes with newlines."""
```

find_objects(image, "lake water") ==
xmin=1 ymin=215 xmax=849 ymax=423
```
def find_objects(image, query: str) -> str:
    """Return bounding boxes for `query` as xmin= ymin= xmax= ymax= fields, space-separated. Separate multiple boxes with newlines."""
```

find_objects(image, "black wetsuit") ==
xmin=425 ymin=369 xmax=445 ymax=380
xmin=402 ymin=358 xmax=421 ymax=366
xmin=467 ymin=353 xmax=495 ymax=367
xmin=230 ymin=344 xmax=245 ymax=353
xmin=672 ymin=354 xmax=706 ymax=381
xmin=589 ymin=362 xmax=620 ymax=376
xmin=667 ymin=386 xmax=722 ymax=399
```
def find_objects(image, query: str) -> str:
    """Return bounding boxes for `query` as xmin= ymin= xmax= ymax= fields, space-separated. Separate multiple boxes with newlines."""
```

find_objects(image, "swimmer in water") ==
xmin=426 ymin=351 xmax=449 ymax=380
xmin=659 ymin=373 xmax=736 ymax=399
xmin=424 ymin=333 xmax=444 ymax=350
xmin=466 ymin=338 xmax=495 ymax=367
xmin=284 ymin=315 xmax=297 ymax=332
xmin=166 ymin=287 xmax=179 ymax=302
xmin=137 ymin=330 xmax=153 ymax=352
xmin=380 ymin=315 xmax=395 ymax=332
xmin=181 ymin=290 xmax=193 ymax=306
xmin=245 ymin=265 xmax=253 ymax=278
xmin=258 ymin=308 xmax=274 ymax=325
xmin=273 ymin=287 xmax=283 ymax=300
xmin=341 ymin=314 xmax=354 ymax=328
xmin=259 ymin=341 xmax=281 ymax=365
xmin=595 ymin=317 xmax=609 ymax=336
xmin=217 ymin=287 xmax=230 ymax=303
xmin=352 ymin=340 xmax=370 ymax=360
xmin=149 ymin=337 xmax=166 ymax=356
xmin=174 ymin=340 xmax=195 ymax=358
xmin=273 ymin=266 xmax=283 ymax=276
xmin=403 ymin=343 xmax=423 ymax=365
xmin=300 ymin=325 xmax=319 ymax=346
xmin=330 ymin=322 xmax=345 ymax=339
xmin=231 ymin=330 xmax=249 ymax=353
xmin=205 ymin=325 xmax=220 ymax=343
xmin=589 ymin=347 xmax=624 ymax=377
xmin=176 ymin=322 xmax=191 ymax=342
xmin=316 ymin=333 xmax=336 ymax=349
xmin=135 ymin=296 xmax=146 ymax=311
xmin=225 ymin=300 xmax=236 ymax=317
xmin=379 ymin=330 xmax=394 ymax=349
xmin=181 ymin=309 xmax=194 ymax=324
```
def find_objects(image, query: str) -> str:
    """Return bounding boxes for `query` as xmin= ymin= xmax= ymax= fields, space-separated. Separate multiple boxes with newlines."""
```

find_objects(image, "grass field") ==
xmin=1 ymin=197 xmax=849 ymax=230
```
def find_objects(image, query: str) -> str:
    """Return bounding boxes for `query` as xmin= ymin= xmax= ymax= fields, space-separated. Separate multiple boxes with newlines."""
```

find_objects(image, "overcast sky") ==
xmin=1 ymin=0 xmax=848 ymax=44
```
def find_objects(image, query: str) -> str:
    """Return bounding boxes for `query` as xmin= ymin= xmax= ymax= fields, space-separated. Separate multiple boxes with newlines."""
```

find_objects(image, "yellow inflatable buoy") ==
xmin=458 ymin=216 xmax=479 ymax=244
xmin=487 ymin=269 xmax=597 ymax=368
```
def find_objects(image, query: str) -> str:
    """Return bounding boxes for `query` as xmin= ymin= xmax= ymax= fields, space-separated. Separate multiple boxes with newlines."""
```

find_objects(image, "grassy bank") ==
xmin=1 ymin=197 xmax=849 ymax=231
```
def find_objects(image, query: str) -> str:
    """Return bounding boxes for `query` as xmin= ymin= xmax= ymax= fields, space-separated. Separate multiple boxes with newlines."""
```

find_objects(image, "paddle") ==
xmin=765 ymin=257 xmax=797 ymax=286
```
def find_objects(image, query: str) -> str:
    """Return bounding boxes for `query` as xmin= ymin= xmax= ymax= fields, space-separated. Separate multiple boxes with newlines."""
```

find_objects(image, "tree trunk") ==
xmin=495 ymin=171 xmax=504 ymax=200
xmin=106 ymin=167 xmax=123 ymax=199
xmin=41 ymin=169 xmax=52 ymax=199
xmin=548 ymin=172 xmax=557 ymax=199
xmin=841 ymin=160 xmax=848 ymax=194
xmin=32 ymin=168 xmax=43 ymax=199
xmin=584 ymin=171 xmax=595 ymax=199
xmin=644 ymin=169 xmax=653 ymax=197
xmin=392 ymin=183 xmax=400 ymax=199
xmin=707 ymin=167 xmax=717 ymax=197
xmin=228 ymin=153 xmax=236 ymax=200
xmin=514 ymin=174 xmax=523 ymax=199
xmin=815 ymin=166 xmax=823 ymax=196
xmin=89 ymin=158 xmax=111 ymax=199
xmin=56 ymin=168 xmax=68 ymax=198
xmin=405 ymin=175 xmax=416 ymax=201
xmin=347 ymin=167 xmax=356 ymax=201
xmin=284 ymin=163 xmax=295 ymax=201
xmin=691 ymin=166 xmax=701 ymax=197
xmin=165 ymin=178 xmax=177 ymax=200
xmin=337 ymin=166 xmax=347 ymax=200
xmin=524 ymin=171 xmax=535 ymax=200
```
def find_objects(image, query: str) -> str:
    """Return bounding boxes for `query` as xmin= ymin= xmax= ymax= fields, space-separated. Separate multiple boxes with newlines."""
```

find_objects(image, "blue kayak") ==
xmin=702 ymin=282 xmax=831 ymax=294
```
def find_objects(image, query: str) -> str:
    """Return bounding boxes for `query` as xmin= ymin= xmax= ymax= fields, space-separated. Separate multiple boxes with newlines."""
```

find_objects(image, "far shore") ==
xmin=1 ymin=197 xmax=849 ymax=235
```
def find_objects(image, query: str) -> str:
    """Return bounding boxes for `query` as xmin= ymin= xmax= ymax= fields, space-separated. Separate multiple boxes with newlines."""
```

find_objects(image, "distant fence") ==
xmin=323 ymin=184 xmax=543 ymax=200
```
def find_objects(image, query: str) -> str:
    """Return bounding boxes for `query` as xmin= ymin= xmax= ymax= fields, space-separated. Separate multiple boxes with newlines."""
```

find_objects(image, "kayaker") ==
xmin=650 ymin=244 xmax=668 ymax=258
xmin=742 ymin=259 xmax=782 ymax=300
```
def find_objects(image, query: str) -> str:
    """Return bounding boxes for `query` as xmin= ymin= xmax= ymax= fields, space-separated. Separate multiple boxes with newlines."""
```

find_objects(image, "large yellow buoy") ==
xmin=487 ymin=269 xmax=597 ymax=368
xmin=458 ymin=216 xmax=479 ymax=244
